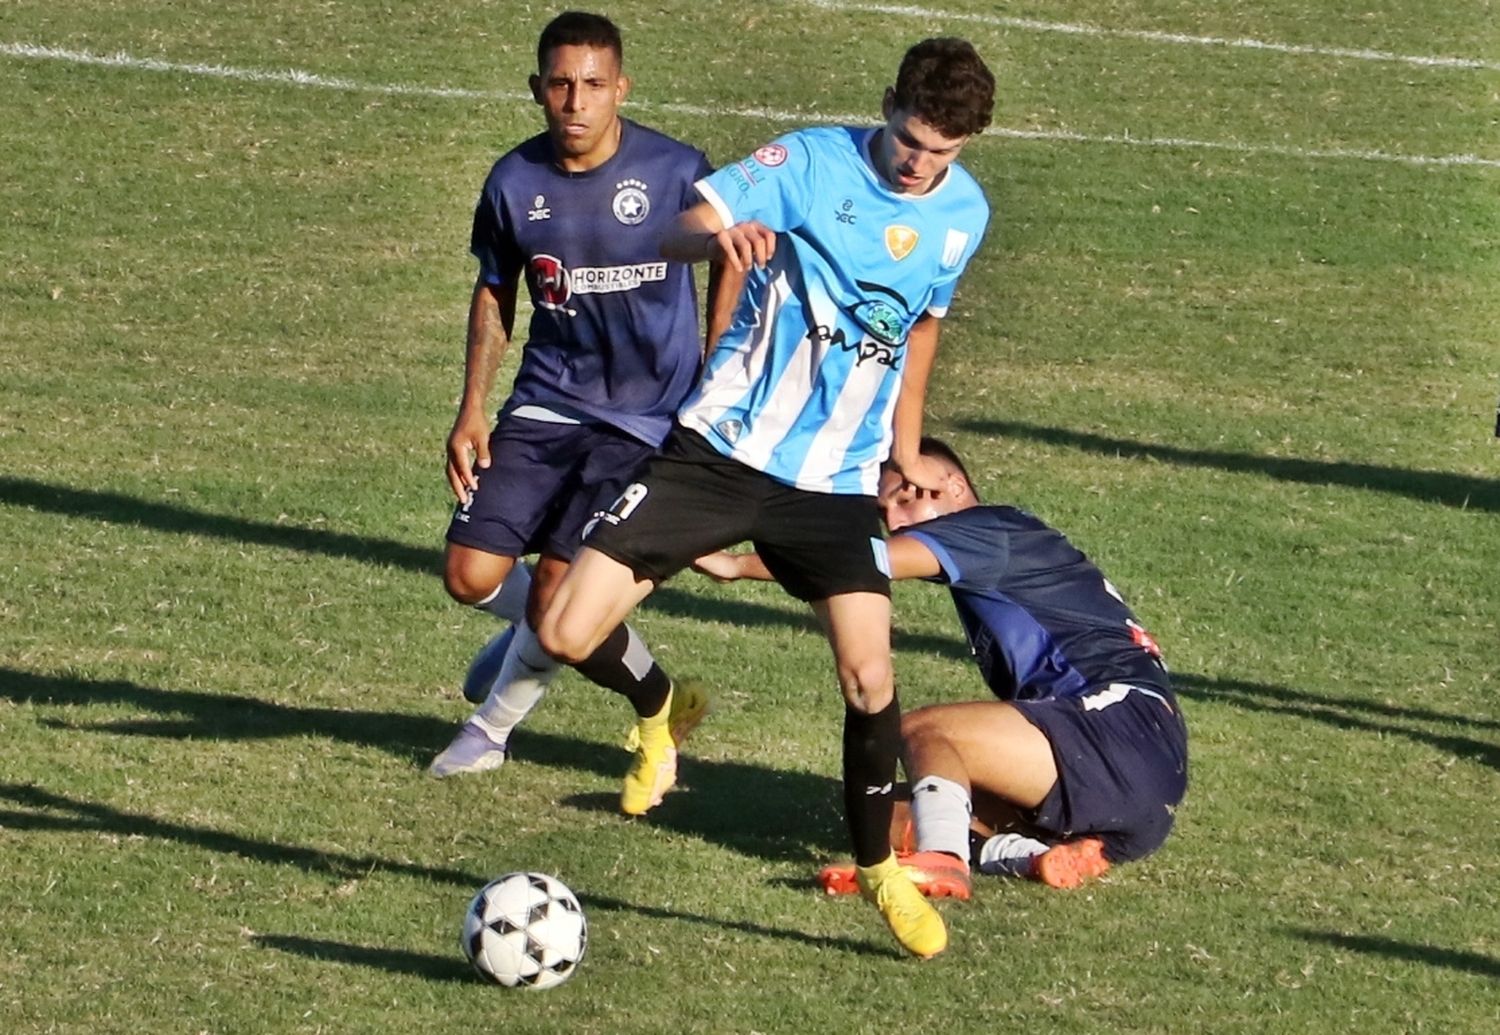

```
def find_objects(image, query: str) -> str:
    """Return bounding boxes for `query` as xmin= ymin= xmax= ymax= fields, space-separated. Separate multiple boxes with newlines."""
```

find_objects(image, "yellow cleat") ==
xmin=625 ymin=679 xmax=710 ymax=750
xmin=620 ymin=693 xmax=678 ymax=816
xmin=857 ymin=854 xmax=948 ymax=959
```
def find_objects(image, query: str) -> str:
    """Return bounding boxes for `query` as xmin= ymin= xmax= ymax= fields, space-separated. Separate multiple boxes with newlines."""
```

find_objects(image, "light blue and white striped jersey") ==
xmin=678 ymin=126 xmax=989 ymax=494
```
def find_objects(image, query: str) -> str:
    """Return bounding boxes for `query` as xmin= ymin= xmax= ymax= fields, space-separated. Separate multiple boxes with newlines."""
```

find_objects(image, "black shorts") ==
xmin=583 ymin=428 xmax=890 ymax=602
xmin=1017 ymin=683 xmax=1189 ymax=863
xmin=445 ymin=415 xmax=655 ymax=561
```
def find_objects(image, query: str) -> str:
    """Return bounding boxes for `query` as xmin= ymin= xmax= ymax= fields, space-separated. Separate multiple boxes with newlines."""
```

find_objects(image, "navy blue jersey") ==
xmin=470 ymin=119 xmax=712 ymax=446
xmin=900 ymin=506 xmax=1169 ymax=701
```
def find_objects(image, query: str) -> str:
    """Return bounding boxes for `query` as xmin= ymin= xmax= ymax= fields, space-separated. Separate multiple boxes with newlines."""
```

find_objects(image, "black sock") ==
xmin=571 ymin=623 xmax=670 ymax=718
xmin=842 ymin=695 xmax=902 ymax=868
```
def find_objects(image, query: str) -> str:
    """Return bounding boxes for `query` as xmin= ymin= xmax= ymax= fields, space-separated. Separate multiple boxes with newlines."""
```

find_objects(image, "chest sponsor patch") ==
xmin=569 ymin=262 xmax=669 ymax=294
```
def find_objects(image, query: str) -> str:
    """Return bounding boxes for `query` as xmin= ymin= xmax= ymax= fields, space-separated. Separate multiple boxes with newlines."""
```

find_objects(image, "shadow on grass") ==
xmin=0 ymin=782 xmax=486 ymax=886
xmin=0 ymin=475 xmax=441 ymax=573
xmin=0 ymin=781 xmax=887 ymax=962
xmin=958 ymin=418 xmax=1500 ymax=513
xmin=3 ymin=667 xmax=456 ymax=766
xmin=254 ymin=890 xmax=894 ymax=981
xmin=0 ymin=474 xmax=969 ymax=657
xmin=1292 ymin=929 xmax=1500 ymax=980
xmin=1173 ymin=671 xmax=1500 ymax=773
xmin=254 ymin=935 xmax=472 ymax=982
xmin=1 ymin=667 xmax=844 ymax=863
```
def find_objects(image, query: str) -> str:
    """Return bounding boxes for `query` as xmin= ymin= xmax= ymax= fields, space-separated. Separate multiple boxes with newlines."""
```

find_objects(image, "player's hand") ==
xmin=691 ymin=551 xmax=743 ymax=583
xmin=446 ymin=407 xmax=492 ymax=504
xmin=709 ymin=221 xmax=776 ymax=272
xmin=888 ymin=452 xmax=948 ymax=496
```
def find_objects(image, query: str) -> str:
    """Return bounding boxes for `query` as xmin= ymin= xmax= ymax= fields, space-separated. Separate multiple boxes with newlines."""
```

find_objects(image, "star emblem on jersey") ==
xmin=885 ymin=225 xmax=919 ymax=261
xmin=612 ymin=179 xmax=650 ymax=225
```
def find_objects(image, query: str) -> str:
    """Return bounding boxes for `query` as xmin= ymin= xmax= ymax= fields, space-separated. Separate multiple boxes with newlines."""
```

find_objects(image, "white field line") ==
xmin=804 ymin=0 xmax=1500 ymax=73
xmin=5 ymin=41 xmax=1499 ymax=170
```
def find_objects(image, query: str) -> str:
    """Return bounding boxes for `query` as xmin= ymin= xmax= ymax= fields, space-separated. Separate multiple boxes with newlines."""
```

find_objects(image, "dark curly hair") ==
xmin=891 ymin=38 xmax=995 ymax=139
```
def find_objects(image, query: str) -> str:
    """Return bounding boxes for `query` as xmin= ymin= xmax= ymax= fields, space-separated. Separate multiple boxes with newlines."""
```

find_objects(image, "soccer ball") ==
xmin=461 ymin=872 xmax=587 ymax=989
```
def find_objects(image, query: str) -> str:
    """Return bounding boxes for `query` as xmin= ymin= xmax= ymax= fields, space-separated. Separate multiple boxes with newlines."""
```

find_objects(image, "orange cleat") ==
xmin=1032 ymin=837 xmax=1111 ymax=889
xmin=818 ymin=850 xmax=971 ymax=900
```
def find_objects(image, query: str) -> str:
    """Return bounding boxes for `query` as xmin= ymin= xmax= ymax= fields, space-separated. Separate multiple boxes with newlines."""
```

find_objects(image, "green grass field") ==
xmin=2 ymin=2 xmax=1497 ymax=1032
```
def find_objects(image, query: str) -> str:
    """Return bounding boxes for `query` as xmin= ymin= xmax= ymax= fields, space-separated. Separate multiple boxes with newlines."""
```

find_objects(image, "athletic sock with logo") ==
xmin=909 ymin=774 xmax=973 ymax=862
xmin=843 ymin=696 xmax=902 ymax=868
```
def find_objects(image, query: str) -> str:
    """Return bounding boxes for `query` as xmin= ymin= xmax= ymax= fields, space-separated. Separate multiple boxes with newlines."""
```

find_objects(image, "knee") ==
xmin=838 ymin=654 xmax=894 ymax=714
xmin=534 ymin=610 xmax=592 ymax=666
xmin=443 ymin=549 xmax=502 ymax=606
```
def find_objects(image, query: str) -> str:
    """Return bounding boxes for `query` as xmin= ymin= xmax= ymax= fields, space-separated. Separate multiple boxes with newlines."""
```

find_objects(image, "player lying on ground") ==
xmin=694 ymin=437 xmax=1189 ymax=899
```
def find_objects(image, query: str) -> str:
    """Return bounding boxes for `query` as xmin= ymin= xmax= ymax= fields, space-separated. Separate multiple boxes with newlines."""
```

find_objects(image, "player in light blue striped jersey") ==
xmin=537 ymin=38 xmax=995 ymax=959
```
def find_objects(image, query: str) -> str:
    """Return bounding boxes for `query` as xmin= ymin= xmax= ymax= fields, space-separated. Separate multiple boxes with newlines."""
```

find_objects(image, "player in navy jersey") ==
xmin=536 ymin=39 xmax=996 ymax=958
xmin=429 ymin=12 xmax=725 ymax=779
xmin=699 ymin=438 xmax=1189 ymax=899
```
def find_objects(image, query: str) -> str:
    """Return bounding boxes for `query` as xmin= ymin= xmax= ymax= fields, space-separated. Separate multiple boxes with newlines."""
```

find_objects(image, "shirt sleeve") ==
xmin=694 ymin=132 xmax=814 ymax=235
xmin=925 ymin=218 xmax=988 ymax=317
xmin=469 ymin=185 xmax=521 ymax=286
xmin=903 ymin=509 xmax=1012 ymax=588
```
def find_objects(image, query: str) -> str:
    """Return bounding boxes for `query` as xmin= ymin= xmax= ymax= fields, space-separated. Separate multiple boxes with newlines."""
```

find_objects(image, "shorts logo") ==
xmin=528 ymin=194 xmax=551 ymax=221
xmin=753 ymin=143 xmax=788 ymax=167
xmin=885 ymin=225 xmax=919 ymax=261
xmin=612 ymin=179 xmax=650 ymax=225
xmin=870 ymin=537 xmax=890 ymax=577
xmin=585 ymin=482 xmax=650 ymax=540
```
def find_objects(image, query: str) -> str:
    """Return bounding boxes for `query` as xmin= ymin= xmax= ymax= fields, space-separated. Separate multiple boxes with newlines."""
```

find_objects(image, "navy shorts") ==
xmin=584 ymin=428 xmax=890 ymax=602
xmin=1017 ymin=683 xmax=1188 ymax=863
xmin=445 ymin=414 xmax=655 ymax=561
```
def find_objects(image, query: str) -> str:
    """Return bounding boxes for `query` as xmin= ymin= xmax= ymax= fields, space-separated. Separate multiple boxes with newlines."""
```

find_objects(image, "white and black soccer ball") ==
xmin=461 ymin=872 xmax=587 ymax=989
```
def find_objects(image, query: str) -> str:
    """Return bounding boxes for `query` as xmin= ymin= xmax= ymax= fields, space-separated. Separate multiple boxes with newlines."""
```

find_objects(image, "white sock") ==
xmin=975 ymin=832 xmax=1051 ymax=878
xmin=909 ymin=775 xmax=973 ymax=862
xmin=471 ymin=620 xmax=559 ymax=742
xmin=473 ymin=561 xmax=533 ymax=622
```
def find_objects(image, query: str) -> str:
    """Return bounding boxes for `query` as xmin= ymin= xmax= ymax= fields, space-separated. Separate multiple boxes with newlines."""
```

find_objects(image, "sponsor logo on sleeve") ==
xmin=753 ymin=143 xmax=788 ymax=167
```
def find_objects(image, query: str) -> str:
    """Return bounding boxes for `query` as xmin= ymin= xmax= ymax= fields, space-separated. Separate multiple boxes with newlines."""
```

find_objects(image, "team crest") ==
xmin=885 ymin=225 xmax=918 ymax=261
xmin=612 ymin=179 xmax=650 ymax=225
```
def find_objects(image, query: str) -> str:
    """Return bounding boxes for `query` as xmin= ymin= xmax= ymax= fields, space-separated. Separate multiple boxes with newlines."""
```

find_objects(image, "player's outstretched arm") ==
xmin=661 ymin=201 xmax=775 ymax=273
xmin=446 ymin=276 xmax=516 ymax=503
xmin=695 ymin=540 xmax=941 ymax=583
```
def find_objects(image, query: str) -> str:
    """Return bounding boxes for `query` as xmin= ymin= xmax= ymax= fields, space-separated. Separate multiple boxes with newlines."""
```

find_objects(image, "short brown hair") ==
xmin=537 ymin=11 xmax=623 ymax=72
xmin=891 ymin=38 xmax=995 ymax=139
